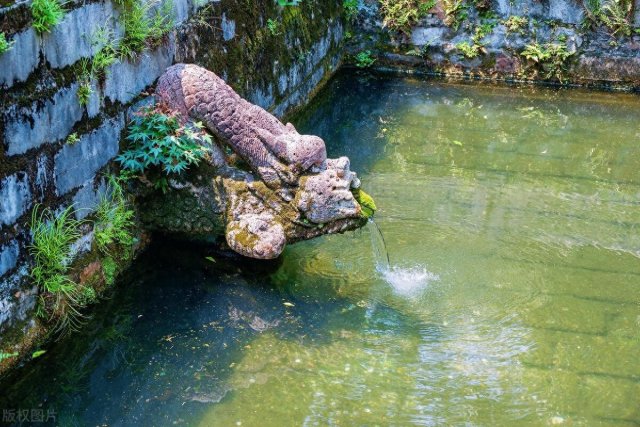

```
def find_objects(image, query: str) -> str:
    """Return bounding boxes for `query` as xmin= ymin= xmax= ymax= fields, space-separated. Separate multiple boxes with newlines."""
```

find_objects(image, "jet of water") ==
xmin=368 ymin=219 xmax=439 ymax=296
xmin=368 ymin=218 xmax=390 ymax=271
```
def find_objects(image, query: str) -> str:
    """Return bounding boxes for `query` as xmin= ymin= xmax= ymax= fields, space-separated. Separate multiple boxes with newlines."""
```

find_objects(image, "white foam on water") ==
xmin=378 ymin=265 xmax=439 ymax=296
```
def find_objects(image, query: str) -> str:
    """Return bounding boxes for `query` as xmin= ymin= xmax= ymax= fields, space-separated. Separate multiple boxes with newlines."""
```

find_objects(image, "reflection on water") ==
xmin=1 ymin=72 xmax=639 ymax=426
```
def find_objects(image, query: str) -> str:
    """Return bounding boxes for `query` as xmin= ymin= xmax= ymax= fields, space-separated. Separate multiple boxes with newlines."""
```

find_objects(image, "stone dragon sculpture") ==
xmin=139 ymin=64 xmax=374 ymax=259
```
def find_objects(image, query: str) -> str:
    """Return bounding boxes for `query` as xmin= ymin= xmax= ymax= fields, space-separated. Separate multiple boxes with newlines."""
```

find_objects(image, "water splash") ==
xmin=381 ymin=266 xmax=439 ymax=296
xmin=368 ymin=219 xmax=439 ymax=296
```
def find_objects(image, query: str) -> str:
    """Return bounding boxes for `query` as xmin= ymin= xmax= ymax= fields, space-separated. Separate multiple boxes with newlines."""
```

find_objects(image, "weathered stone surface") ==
xmin=34 ymin=154 xmax=49 ymax=200
xmin=0 ymin=242 xmax=19 ymax=278
xmin=42 ymin=1 xmax=120 ymax=68
xmin=104 ymin=40 xmax=176 ymax=104
xmin=0 ymin=272 xmax=37 ymax=329
xmin=4 ymin=83 xmax=84 ymax=156
xmin=360 ymin=0 xmax=639 ymax=87
xmin=69 ymin=231 xmax=94 ymax=259
xmin=221 ymin=13 xmax=236 ymax=41
xmin=296 ymin=157 xmax=361 ymax=224
xmin=0 ymin=28 xmax=39 ymax=87
xmin=574 ymin=56 xmax=640 ymax=82
xmin=547 ymin=0 xmax=584 ymax=24
xmin=226 ymin=214 xmax=286 ymax=259
xmin=0 ymin=173 xmax=31 ymax=227
xmin=72 ymin=179 xmax=107 ymax=219
xmin=156 ymin=64 xmax=328 ymax=188
xmin=86 ymin=79 xmax=103 ymax=118
xmin=412 ymin=27 xmax=449 ymax=47
xmin=54 ymin=114 xmax=124 ymax=195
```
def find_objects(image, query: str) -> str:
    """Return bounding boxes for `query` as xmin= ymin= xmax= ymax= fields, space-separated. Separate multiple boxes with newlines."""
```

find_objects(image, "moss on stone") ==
xmin=351 ymin=188 xmax=376 ymax=219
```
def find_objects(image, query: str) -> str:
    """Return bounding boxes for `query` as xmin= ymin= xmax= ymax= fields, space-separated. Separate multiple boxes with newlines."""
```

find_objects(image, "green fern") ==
xmin=379 ymin=0 xmax=436 ymax=32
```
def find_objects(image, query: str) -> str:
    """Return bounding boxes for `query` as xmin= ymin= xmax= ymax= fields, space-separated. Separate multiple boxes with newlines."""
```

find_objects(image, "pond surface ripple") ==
xmin=1 ymin=71 xmax=639 ymax=426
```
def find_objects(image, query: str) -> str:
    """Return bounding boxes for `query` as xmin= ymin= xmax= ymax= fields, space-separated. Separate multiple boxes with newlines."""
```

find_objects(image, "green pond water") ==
xmin=2 ymin=72 xmax=640 ymax=426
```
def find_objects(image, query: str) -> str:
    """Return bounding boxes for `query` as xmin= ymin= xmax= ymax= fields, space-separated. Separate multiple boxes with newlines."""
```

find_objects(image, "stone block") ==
xmin=104 ymin=39 xmax=175 ymax=104
xmin=54 ymin=114 xmax=124 ymax=195
xmin=4 ymin=83 xmax=84 ymax=156
xmin=0 ymin=28 xmax=39 ymax=87
xmin=221 ymin=13 xmax=235 ymax=41
xmin=86 ymin=78 xmax=103 ymax=118
xmin=72 ymin=178 xmax=107 ymax=219
xmin=34 ymin=154 xmax=49 ymax=200
xmin=42 ymin=1 xmax=119 ymax=69
xmin=412 ymin=27 xmax=449 ymax=47
xmin=0 ymin=241 xmax=19 ymax=277
xmin=0 ymin=173 xmax=31 ymax=227
xmin=548 ymin=0 xmax=584 ymax=24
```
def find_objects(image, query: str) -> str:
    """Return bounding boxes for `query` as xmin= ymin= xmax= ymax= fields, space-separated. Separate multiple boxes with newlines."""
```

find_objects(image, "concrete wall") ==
xmin=0 ymin=0 xmax=344 ymax=346
xmin=350 ymin=0 xmax=640 ymax=88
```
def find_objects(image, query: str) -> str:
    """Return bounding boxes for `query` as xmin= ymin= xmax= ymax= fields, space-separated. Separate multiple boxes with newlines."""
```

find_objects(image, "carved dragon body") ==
xmin=143 ymin=63 xmax=371 ymax=259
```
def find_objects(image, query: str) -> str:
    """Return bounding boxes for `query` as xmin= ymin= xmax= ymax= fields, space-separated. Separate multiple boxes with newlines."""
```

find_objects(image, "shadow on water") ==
xmin=0 ymin=238 xmax=425 ymax=426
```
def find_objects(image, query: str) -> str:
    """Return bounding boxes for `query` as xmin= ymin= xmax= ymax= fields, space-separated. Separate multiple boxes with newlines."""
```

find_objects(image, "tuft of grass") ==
xmin=266 ymin=18 xmax=281 ymax=36
xmin=77 ymin=83 xmax=92 ymax=106
xmin=0 ymin=32 xmax=14 ymax=55
xmin=94 ymin=176 xmax=136 ymax=256
xmin=119 ymin=0 xmax=174 ymax=59
xmin=148 ymin=0 xmax=175 ymax=47
xmin=120 ymin=1 xmax=151 ymax=59
xmin=77 ymin=58 xmax=93 ymax=106
xmin=0 ymin=352 xmax=19 ymax=362
xmin=31 ymin=0 xmax=65 ymax=34
xmin=29 ymin=205 xmax=86 ymax=334
xmin=343 ymin=0 xmax=358 ymax=21
xmin=379 ymin=0 xmax=436 ymax=33
xmin=66 ymin=132 xmax=80 ymax=145
xmin=91 ymin=26 xmax=118 ymax=76
xmin=354 ymin=50 xmax=376 ymax=68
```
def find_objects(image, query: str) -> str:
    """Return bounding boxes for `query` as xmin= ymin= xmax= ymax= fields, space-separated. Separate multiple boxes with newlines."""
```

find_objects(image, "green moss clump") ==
xmin=352 ymin=188 xmax=377 ymax=219
xmin=229 ymin=225 xmax=259 ymax=249
xmin=0 ymin=32 xmax=15 ymax=55
xmin=102 ymin=257 xmax=117 ymax=286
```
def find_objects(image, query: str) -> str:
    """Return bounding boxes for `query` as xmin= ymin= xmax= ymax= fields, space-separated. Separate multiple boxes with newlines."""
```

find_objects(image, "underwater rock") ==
xmin=145 ymin=64 xmax=371 ymax=259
